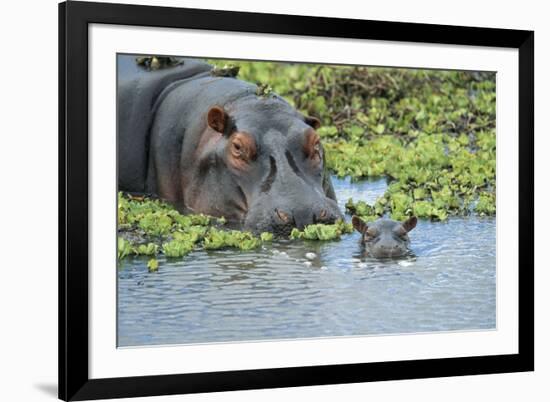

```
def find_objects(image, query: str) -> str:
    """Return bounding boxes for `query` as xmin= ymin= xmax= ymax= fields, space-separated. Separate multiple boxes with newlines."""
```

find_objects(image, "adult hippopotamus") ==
xmin=351 ymin=215 xmax=417 ymax=258
xmin=118 ymin=56 xmax=342 ymax=235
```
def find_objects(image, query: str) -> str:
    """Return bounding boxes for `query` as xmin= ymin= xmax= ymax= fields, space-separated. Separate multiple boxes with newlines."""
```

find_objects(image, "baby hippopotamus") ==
xmin=351 ymin=215 xmax=417 ymax=258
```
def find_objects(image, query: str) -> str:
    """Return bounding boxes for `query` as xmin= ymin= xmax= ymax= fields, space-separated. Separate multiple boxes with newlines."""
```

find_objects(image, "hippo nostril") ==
xmin=275 ymin=208 xmax=290 ymax=223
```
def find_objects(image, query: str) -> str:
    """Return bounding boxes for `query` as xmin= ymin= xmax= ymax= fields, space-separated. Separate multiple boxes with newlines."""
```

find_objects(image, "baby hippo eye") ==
xmin=365 ymin=228 xmax=378 ymax=238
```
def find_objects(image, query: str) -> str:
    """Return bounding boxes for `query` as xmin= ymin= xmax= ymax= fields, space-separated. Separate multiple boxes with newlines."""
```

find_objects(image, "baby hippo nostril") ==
xmin=275 ymin=208 xmax=290 ymax=223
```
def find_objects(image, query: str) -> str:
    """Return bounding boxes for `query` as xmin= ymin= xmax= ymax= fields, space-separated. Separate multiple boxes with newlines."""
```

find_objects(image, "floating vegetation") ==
xmin=290 ymin=219 xmax=354 ymax=241
xmin=135 ymin=56 xmax=182 ymax=71
xmin=260 ymin=232 xmax=274 ymax=242
xmin=117 ymin=237 xmax=133 ymax=260
xmin=345 ymin=198 xmax=381 ymax=223
xmin=147 ymin=258 xmax=159 ymax=272
xmin=210 ymin=64 xmax=240 ymax=78
xmin=209 ymin=60 xmax=496 ymax=221
xmin=203 ymin=228 xmax=262 ymax=251
xmin=117 ymin=193 xmax=274 ymax=264
xmin=255 ymin=83 xmax=274 ymax=97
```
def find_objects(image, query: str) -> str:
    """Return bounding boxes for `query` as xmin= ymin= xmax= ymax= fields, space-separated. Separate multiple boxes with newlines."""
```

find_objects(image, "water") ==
xmin=117 ymin=177 xmax=496 ymax=347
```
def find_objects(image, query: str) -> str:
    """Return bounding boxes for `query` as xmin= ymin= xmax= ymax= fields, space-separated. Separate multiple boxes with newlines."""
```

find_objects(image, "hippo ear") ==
xmin=305 ymin=116 xmax=321 ymax=130
xmin=352 ymin=216 xmax=368 ymax=234
xmin=403 ymin=216 xmax=417 ymax=232
xmin=207 ymin=106 xmax=228 ymax=134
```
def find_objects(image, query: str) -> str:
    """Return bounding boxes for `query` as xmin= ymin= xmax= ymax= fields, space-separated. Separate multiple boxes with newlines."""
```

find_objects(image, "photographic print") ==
xmin=59 ymin=3 xmax=533 ymax=399
xmin=116 ymin=55 xmax=497 ymax=347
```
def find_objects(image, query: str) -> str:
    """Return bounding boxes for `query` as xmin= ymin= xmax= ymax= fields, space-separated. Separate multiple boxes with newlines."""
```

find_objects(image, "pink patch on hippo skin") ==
xmin=195 ymin=128 xmax=223 ymax=158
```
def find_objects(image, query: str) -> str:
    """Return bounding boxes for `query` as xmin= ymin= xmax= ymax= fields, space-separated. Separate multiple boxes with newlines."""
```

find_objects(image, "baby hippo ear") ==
xmin=403 ymin=216 xmax=418 ymax=232
xmin=305 ymin=116 xmax=321 ymax=130
xmin=207 ymin=105 xmax=228 ymax=134
xmin=352 ymin=215 xmax=368 ymax=234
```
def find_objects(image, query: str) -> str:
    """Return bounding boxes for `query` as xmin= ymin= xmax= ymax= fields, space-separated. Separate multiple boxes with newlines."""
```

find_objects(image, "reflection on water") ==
xmin=118 ymin=177 xmax=496 ymax=347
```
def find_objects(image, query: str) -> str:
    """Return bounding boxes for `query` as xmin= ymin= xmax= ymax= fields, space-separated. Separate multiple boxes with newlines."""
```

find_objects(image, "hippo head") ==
xmin=351 ymin=215 xmax=417 ymax=258
xmin=184 ymin=96 xmax=343 ymax=236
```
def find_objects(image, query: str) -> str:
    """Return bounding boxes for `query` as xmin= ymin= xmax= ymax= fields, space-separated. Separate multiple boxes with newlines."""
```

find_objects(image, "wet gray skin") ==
xmin=352 ymin=215 xmax=417 ymax=258
xmin=118 ymin=56 xmax=342 ymax=236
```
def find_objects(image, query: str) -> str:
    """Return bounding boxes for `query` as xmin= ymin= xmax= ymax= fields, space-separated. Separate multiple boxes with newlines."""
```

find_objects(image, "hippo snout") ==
xmin=368 ymin=242 xmax=409 ymax=258
xmin=274 ymin=206 xmax=340 ymax=227
xmin=245 ymin=199 xmax=343 ymax=236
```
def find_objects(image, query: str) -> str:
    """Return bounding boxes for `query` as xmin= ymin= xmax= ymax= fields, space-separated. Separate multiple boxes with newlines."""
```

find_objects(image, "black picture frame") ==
xmin=59 ymin=1 xmax=534 ymax=400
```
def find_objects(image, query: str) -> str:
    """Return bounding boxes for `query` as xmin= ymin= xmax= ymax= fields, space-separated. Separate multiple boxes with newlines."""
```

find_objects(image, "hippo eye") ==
xmin=227 ymin=132 xmax=257 ymax=168
xmin=230 ymin=141 xmax=244 ymax=159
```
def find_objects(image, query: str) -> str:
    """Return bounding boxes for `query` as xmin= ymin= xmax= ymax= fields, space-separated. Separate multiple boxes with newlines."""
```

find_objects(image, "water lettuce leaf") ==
xmin=147 ymin=258 xmax=159 ymax=272
xmin=290 ymin=219 xmax=353 ymax=241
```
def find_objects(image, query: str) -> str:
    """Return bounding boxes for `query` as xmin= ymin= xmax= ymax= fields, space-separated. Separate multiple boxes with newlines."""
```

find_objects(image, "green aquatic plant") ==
xmin=134 ymin=243 xmax=159 ymax=256
xmin=117 ymin=237 xmax=132 ymax=260
xmin=260 ymin=232 xmax=274 ymax=242
xmin=136 ymin=56 xmax=182 ymax=71
xmin=290 ymin=219 xmax=354 ymax=241
xmin=162 ymin=238 xmax=194 ymax=258
xmin=172 ymin=226 xmax=208 ymax=243
xmin=203 ymin=228 xmax=262 ymax=251
xmin=117 ymin=193 xmax=278 ymax=259
xmin=138 ymin=212 xmax=173 ymax=237
xmin=474 ymin=192 xmax=496 ymax=215
xmin=210 ymin=64 xmax=240 ymax=78
xmin=344 ymin=199 xmax=380 ymax=223
xmin=119 ymin=193 xmax=213 ymax=259
xmin=147 ymin=258 xmax=159 ymax=272
xmin=255 ymin=83 xmax=274 ymax=97
xmin=202 ymin=228 xmax=228 ymax=250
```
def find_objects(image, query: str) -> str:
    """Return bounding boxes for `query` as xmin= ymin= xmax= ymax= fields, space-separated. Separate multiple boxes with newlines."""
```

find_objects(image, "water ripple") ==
xmin=118 ymin=177 xmax=496 ymax=346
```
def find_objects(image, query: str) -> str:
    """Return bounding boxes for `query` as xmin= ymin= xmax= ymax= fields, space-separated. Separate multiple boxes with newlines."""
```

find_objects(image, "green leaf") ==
xmin=374 ymin=123 xmax=385 ymax=135
xmin=134 ymin=243 xmax=159 ymax=256
xmin=260 ymin=232 xmax=273 ymax=242
xmin=162 ymin=239 xmax=193 ymax=257
xmin=289 ymin=219 xmax=352 ymax=241
xmin=117 ymin=237 xmax=132 ymax=260
xmin=474 ymin=192 xmax=496 ymax=215
xmin=147 ymin=258 xmax=159 ymax=272
xmin=317 ymin=126 xmax=338 ymax=138
xmin=290 ymin=228 xmax=303 ymax=240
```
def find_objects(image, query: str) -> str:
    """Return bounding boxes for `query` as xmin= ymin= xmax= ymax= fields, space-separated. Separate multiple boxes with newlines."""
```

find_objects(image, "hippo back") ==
xmin=117 ymin=56 xmax=212 ymax=192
